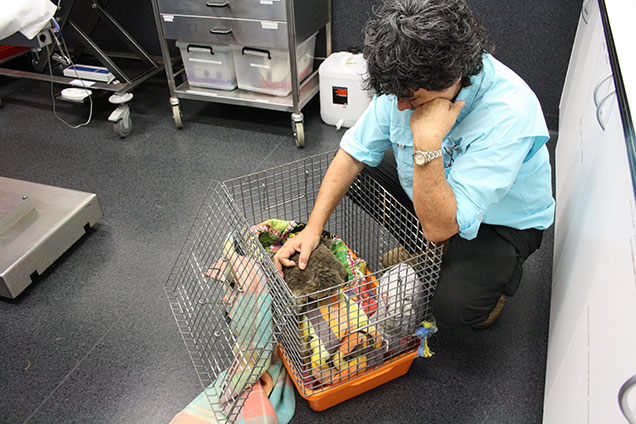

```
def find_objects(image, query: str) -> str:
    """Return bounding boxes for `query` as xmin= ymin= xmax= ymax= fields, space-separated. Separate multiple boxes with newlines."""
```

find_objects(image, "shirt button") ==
xmin=477 ymin=213 xmax=483 ymax=220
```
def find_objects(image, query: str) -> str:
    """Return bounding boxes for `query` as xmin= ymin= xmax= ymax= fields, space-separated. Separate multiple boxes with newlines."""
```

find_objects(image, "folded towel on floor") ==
xmin=170 ymin=351 xmax=295 ymax=424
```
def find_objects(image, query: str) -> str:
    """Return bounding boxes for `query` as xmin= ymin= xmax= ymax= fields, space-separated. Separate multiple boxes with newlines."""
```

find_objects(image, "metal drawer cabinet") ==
xmin=155 ymin=0 xmax=287 ymax=21
xmin=160 ymin=15 xmax=291 ymax=49
xmin=151 ymin=0 xmax=332 ymax=147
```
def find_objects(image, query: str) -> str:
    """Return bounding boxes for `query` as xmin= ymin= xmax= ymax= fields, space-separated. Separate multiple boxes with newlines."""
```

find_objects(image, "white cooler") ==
xmin=176 ymin=41 xmax=237 ymax=90
xmin=232 ymin=34 xmax=316 ymax=97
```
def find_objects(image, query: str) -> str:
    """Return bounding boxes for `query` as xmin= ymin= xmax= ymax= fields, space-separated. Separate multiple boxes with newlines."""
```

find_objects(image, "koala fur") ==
xmin=283 ymin=238 xmax=348 ymax=300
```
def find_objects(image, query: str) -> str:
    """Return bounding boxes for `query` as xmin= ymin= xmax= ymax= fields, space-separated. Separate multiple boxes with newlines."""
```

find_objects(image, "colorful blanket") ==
xmin=207 ymin=253 xmax=273 ymax=405
xmin=171 ymin=251 xmax=290 ymax=423
xmin=170 ymin=351 xmax=295 ymax=424
xmin=249 ymin=219 xmax=438 ymax=391
xmin=299 ymin=289 xmax=384 ymax=388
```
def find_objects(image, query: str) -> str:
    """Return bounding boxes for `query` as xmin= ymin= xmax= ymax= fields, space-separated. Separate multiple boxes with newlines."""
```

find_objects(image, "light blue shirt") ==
xmin=340 ymin=54 xmax=555 ymax=240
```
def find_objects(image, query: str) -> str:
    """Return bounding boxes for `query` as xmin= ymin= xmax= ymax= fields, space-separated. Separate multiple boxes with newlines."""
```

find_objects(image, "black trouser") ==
xmin=361 ymin=149 xmax=543 ymax=327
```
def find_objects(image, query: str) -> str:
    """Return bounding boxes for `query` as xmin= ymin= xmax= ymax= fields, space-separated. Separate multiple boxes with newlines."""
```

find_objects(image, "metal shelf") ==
xmin=151 ymin=0 xmax=332 ymax=147
xmin=174 ymin=70 xmax=319 ymax=113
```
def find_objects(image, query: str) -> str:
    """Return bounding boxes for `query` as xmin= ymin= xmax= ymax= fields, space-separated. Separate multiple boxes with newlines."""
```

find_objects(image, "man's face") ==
xmin=396 ymin=79 xmax=463 ymax=111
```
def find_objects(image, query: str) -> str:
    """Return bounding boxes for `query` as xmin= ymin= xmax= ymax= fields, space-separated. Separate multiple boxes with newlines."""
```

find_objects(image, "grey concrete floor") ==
xmin=0 ymin=74 xmax=553 ymax=423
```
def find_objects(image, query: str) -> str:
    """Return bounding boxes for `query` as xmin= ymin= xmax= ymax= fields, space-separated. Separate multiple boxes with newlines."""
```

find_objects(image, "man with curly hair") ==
xmin=274 ymin=0 xmax=554 ymax=328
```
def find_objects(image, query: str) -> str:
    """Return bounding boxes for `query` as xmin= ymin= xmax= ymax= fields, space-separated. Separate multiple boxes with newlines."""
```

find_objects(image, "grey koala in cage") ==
xmin=282 ymin=238 xmax=348 ymax=301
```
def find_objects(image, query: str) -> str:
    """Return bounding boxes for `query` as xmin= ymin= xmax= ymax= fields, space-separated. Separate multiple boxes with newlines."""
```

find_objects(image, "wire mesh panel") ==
xmin=165 ymin=182 xmax=280 ymax=423
xmin=222 ymin=151 xmax=333 ymax=226
xmin=222 ymin=150 xmax=444 ymax=404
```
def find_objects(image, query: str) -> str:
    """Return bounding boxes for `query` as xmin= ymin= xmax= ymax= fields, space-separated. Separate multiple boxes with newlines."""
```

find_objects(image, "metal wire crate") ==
xmin=165 ymin=150 xmax=443 ymax=421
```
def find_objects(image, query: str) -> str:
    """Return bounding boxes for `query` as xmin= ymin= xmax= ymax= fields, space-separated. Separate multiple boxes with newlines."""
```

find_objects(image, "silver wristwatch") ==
xmin=412 ymin=148 xmax=443 ymax=166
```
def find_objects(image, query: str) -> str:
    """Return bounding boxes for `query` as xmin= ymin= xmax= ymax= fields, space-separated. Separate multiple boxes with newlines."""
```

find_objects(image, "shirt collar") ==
xmin=454 ymin=66 xmax=485 ymax=124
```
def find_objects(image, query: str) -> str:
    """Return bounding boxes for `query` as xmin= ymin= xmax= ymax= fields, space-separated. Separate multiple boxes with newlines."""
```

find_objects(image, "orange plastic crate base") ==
xmin=278 ymin=346 xmax=418 ymax=411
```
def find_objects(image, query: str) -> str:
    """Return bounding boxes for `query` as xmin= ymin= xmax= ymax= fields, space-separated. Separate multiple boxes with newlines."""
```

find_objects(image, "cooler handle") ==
xmin=206 ymin=1 xmax=229 ymax=7
xmin=242 ymin=47 xmax=271 ymax=60
xmin=619 ymin=374 xmax=636 ymax=423
xmin=210 ymin=27 xmax=233 ymax=35
xmin=186 ymin=44 xmax=214 ymax=55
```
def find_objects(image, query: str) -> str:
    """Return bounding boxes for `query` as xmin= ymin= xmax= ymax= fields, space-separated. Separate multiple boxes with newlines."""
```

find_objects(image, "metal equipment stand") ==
xmin=0 ymin=0 xmax=163 ymax=138
xmin=150 ymin=0 xmax=332 ymax=147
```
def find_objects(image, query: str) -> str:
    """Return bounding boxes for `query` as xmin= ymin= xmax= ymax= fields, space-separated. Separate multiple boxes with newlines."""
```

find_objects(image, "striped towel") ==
xmin=171 ymin=251 xmax=295 ymax=424
xmin=206 ymin=252 xmax=274 ymax=405
xmin=170 ymin=351 xmax=295 ymax=424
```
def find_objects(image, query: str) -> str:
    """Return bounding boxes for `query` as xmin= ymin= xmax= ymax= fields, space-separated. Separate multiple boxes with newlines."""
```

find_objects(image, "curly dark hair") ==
xmin=363 ymin=0 xmax=493 ymax=97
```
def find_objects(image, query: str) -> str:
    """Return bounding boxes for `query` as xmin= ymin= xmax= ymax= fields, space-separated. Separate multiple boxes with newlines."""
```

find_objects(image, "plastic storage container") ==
xmin=176 ymin=41 xmax=237 ymax=90
xmin=232 ymin=34 xmax=316 ymax=97
xmin=319 ymin=52 xmax=373 ymax=129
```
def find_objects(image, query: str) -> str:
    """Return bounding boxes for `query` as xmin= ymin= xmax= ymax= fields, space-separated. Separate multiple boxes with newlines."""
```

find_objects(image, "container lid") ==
xmin=319 ymin=51 xmax=368 ymax=78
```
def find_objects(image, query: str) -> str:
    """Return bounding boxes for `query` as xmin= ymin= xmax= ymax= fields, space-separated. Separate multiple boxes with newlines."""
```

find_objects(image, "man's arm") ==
xmin=410 ymin=98 xmax=464 ymax=242
xmin=273 ymin=148 xmax=365 ymax=272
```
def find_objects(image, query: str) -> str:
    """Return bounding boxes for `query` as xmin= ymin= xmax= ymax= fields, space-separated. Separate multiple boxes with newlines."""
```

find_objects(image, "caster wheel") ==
xmin=113 ymin=117 xmax=132 ymax=138
xmin=172 ymin=104 xmax=183 ymax=128
xmin=293 ymin=121 xmax=305 ymax=147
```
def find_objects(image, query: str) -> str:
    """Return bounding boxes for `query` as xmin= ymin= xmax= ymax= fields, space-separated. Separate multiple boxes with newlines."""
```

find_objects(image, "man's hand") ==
xmin=410 ymin=98 xmax=465 ymax=150
xmin=272 ymin=229 xmax=321 ymax=274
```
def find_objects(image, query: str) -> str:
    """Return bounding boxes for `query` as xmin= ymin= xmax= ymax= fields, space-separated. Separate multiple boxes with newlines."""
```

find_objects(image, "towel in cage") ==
xmin=299 ymin=289 xmax=384 ymax=388
xmin=374 ymin=263 xmax=425 ymax=353
xmin=249 ymin=218 xmax=437 ymax=405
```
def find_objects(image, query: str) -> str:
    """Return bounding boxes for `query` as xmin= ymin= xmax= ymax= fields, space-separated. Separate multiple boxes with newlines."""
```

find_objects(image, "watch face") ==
xmin=412 ymin=151 xmax=426 ymax=166
xmin=413 ymin=150 xmax=426 ymax=166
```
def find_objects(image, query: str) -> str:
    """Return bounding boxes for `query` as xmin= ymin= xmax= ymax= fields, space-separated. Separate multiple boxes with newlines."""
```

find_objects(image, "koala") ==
xmin=282 ymin=238 xmax=348 ymax=300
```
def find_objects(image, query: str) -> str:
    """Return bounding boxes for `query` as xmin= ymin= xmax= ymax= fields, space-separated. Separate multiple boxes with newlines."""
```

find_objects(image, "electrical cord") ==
xmin=46 ymin=18 xmax=93 ymax=129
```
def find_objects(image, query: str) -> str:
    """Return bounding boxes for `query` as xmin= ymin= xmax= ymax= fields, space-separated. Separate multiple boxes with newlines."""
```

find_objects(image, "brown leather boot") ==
xmin=474 ymin=295 xmax=506 ymax=328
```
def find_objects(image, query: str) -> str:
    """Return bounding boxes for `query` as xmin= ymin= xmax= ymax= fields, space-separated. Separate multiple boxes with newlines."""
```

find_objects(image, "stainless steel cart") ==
xmin=150 ymin=0 xmax=332 ymax=147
